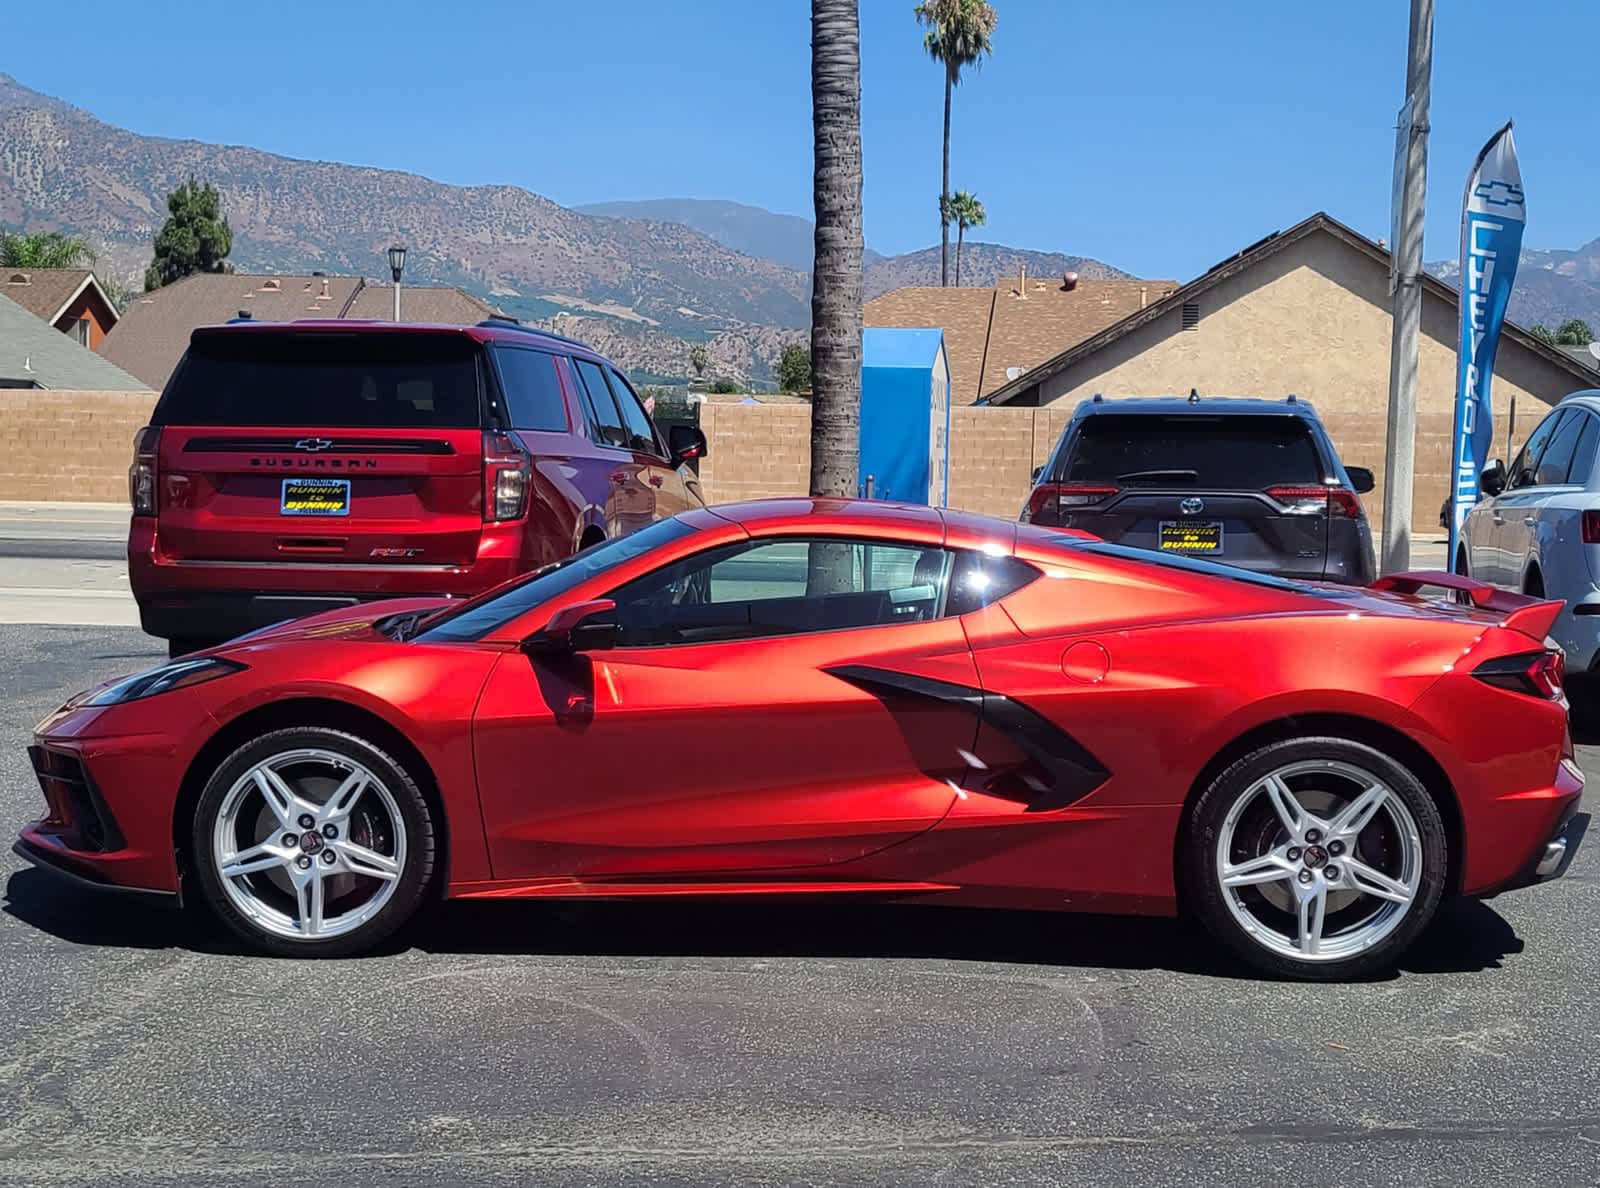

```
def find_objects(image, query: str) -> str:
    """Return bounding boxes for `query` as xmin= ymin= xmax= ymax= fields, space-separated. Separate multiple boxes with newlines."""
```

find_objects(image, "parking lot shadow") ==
xmin=5 ymin=867 xmax=1527 ymax=979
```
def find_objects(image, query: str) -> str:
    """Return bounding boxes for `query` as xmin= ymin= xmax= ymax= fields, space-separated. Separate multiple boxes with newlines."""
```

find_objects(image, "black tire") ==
xmin=1181 ymin=736 xmax=1448 ymax=981
xmin=167 ymin=637 xmax=209 ymax=659
xmin=1525 ymin=569 xmax=1545 ymax=598
xmin=190 ymin=726 xmax=436 ymax=957
xmin=1455 ymin=547 xmax=1469 ymax=577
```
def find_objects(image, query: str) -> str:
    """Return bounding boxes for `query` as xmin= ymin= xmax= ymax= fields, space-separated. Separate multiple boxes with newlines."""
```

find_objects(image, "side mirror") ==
xmin=1480 ymin=459 xmax=1507 ymax=497
xmin=668 ymin=424 xmax=708 ymax=467
xmin=1030 ymin=466 xmax=1044 ymax=484
xmin=521 ymin=598 xmax=618 ymax=654
xmin=1346 ymin=466 xmax=1375 ymax=494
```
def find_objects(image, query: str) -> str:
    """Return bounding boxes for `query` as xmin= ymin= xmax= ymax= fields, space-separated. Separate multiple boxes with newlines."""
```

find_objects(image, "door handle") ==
xmin=1492 ymin=513 xmax=1504 ymax=525
xmin=1523 ymin=517 xmax=1537 ymax=527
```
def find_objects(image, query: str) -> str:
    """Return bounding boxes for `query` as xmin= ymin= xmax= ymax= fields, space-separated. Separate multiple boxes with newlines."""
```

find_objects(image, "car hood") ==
xmin=212 ymin=596 xmax=454 ymax=652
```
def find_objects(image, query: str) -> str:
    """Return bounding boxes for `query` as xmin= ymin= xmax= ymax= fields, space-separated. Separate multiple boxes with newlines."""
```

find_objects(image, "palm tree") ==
xmin=949 ymin=190 xmax=986 ymax=286
xmin=915 ymin=0 xmax=997 ymax=286
xmin=0 ymin=230 xmax=95 ymax=269
xmin=809 ymin=0 xmax=863 ymax=502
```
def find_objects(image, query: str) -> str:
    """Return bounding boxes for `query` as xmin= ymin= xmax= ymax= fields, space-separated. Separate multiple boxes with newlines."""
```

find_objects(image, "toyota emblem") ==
xmin=1180 ymin=497 xmax=1205 ymax=516
xmin=293 ymin=437 xmax=334 ymax=452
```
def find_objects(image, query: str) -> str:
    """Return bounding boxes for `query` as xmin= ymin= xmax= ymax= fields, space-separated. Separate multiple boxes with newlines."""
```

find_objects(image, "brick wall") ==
xmin=0 ymin=389 xmax=158 ymax=501
xmin=0 ymin=388 xmax=1499 ymax=536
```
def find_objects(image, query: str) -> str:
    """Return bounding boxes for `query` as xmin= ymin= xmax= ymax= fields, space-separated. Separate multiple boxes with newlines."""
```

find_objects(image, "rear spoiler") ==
xmin=1370 ymin=570 xmax=1563 ymax=642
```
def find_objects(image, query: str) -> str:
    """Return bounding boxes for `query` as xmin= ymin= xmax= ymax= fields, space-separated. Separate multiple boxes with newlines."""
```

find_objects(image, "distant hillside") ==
xmin=0 ymin=73 xmax=810 ymax=345
xmin=1428 ymin=240 xmax=1600 ymax=333
xmin=865 ymin=243 xmax=1131 ymax=298
xmin=574 ymin=198 xmax=840 ymax=274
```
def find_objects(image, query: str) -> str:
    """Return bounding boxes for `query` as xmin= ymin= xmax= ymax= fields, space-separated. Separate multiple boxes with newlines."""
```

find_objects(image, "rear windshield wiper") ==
xmin=1116 ymin=468 xmax=1200 ymax=483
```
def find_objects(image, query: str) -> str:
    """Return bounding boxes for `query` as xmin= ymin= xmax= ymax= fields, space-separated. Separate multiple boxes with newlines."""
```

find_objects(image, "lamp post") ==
xmin=387 ymin=244 xmax=407 ymax=322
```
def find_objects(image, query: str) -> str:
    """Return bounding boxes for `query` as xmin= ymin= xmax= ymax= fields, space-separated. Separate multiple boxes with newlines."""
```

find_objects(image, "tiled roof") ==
xmin=864 ymin=287 xmax=993 ymax=405
xmin=0 ymin=292 xmax=147 ymax=390
xmin=342 ymin=284 xmax=493 ymax=324
xmin=1 ymin=268 xmax=109 ymax=326
xmin=980 ymin=277 xmax=1178 ymax=397
xmin=864 ymin=277 xmax=1178 ymax=404
xmin=100 ymin=273 xmax=492 ymax=390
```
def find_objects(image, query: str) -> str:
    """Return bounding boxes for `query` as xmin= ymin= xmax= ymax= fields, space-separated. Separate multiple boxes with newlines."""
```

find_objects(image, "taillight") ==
xmin=129 ymin=426 xmax=160 ymax=515
xmin=483 ymin=431 xmax=531 ymax=522
xmin=1474 ymin=650 xmax=1565 ymax=700
xmin=1583 ymin=509 xmax=1600 ymax=543
xmin=1267 ymin=485 xmax=1363 ymax=518
xmin=1024 ymin=482 xmax=1117 ymax=522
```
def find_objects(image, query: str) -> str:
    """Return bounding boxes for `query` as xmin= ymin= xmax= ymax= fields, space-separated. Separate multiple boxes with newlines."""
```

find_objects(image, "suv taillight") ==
xmin=1024 ymin=482 xmax=1118 ymax=522
xmin=129 ymin=426 xmax=160 ymax=515
xmin=1474 ymin=650 xmax=1565 ymax=700
xmin=1583 ymin=510 xmax=1600 ymax=543
xmin=483 ymin=430 xmax=531 ymax=522
xmin=1266 ymin=485 xmax=1363 ymax=518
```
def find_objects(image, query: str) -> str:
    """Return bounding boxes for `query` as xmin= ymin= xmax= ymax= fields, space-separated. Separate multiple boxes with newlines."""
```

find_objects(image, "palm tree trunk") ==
xmin=955 ymin=221 xmax=965 ymax=286
xmin=940 ymin=72 xmax=952 ymax=287
xmin=809 ymin=0 xmax=863 ymax=504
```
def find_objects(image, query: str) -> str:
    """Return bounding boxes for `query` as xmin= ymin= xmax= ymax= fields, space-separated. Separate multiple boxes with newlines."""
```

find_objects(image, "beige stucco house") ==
xmin=982 ymin=213 xmax=1599 ymax=529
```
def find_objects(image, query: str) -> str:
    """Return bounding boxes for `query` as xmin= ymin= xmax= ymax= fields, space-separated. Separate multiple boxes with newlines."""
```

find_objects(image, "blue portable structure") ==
xmin=858 ymin=328 xmax=951 ymax=506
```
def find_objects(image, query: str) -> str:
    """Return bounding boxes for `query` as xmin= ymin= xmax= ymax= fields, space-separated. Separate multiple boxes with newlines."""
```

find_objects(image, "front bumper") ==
xmin=11 ymin=836 xmax=178 ymax=904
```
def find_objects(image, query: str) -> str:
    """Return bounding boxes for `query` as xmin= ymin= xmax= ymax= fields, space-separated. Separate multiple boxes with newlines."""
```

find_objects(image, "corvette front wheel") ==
xmin=1183 ymin=737 xmax=1447 ymax=980
xmin=191 ymin=727 xmax=436 ymax=957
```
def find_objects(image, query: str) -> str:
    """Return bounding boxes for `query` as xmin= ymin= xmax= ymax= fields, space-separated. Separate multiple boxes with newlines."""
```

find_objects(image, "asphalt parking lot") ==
xmin=2 ymin=623 xmax=1598 ymax=1188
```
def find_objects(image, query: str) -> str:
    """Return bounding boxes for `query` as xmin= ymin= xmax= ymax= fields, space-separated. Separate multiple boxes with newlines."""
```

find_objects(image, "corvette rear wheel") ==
xmin=1184 ymin=737 xmax=1447 ymax=980
xmin=191 ymin=727 xmax=435 ymax=957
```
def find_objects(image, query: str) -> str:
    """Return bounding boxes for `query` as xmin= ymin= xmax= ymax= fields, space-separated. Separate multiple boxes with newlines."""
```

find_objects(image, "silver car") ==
xmin=1459 ymin=388 xmax=1600 ymax=668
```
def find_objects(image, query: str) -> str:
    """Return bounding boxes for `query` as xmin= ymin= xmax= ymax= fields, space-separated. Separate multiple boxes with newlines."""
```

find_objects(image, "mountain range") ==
xmin=4 ymin=70 xmax=1598 ymax=383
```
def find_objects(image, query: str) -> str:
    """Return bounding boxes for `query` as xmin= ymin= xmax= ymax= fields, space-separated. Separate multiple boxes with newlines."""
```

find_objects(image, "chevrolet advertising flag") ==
xmin=1448 ymin=122 xmax=1525 ymax=567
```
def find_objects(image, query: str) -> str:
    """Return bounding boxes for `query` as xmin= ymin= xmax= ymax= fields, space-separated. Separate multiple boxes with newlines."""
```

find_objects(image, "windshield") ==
xmin=1066 ymin=414 xmax=1323 ymax=487
xmin=156 ymin=333 xmax=484 ymax=428
xmin=416 ymin=516 xmax=702 ymax=643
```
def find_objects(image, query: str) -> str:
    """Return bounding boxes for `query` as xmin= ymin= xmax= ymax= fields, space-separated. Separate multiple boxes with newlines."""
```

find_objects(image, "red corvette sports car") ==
xmin=16 ymin=499 xmax=1583 ymax=979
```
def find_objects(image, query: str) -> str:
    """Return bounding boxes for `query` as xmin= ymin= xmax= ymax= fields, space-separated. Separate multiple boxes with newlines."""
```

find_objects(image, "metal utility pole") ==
xmin=1380 ymin=0 xmax=1434 ymax=574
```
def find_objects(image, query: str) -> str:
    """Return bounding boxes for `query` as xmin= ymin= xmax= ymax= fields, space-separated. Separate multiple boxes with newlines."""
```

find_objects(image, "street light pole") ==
xmin=1380 ymin=0 xmax=1434 ymax=574
xmin=387 ymin=244 xmax=407 ymax=323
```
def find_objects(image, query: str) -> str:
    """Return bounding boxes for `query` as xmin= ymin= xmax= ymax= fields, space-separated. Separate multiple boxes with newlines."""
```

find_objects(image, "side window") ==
xmin=492 ymin=346 xmax=568 ymax=432
xmin=947 ymin=553 xmax=1041 ymax=616
xmin=609 ymin=537 xmax=953 ymax=647
xmin=573 ymin=358 xmax=629 ymax=450
xmin=1535 ymin=410 xmax=1587 ymax=486
xmin=1510 ymin=411 xmax=1564 ymax=488
xmin=604 ymin=367 xmax=662 ymax=456
xmin=1569 ymin=414 xmax=1599 ymax=488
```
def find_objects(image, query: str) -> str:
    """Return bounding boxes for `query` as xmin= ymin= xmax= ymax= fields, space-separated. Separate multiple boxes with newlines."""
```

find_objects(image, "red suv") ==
xmin=128 ymin=318 xmax=707 ymax=655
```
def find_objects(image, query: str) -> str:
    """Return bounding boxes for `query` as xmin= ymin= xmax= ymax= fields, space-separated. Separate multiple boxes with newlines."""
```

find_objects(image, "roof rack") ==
xmin=475 ymin=317 xmax=592 ymax=350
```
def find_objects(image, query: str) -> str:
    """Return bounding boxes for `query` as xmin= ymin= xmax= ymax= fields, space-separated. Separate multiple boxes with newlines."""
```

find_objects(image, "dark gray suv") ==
xmin=1021 ymin=394 xmax=1377 ymax=584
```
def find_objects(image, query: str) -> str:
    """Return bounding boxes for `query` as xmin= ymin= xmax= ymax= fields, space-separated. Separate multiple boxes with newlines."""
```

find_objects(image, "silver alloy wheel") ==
xmin=1214 ymin=759 xmax=1423 ymax=963
xmin=212 ymin=747 xmax=406 ymax=942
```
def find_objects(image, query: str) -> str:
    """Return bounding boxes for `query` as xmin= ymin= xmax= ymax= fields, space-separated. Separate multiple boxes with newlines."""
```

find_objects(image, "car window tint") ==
xmin=1511 ymin=411 xmax=1564 ymax=488
xmin=608 ymin=537 xmax=954 ymax=646
xmin=416 ymin=516 xmax=701 ymax=643
xmin=1064 ymin=414 xmax=1322 ymax=488
xmin=492 ymin=346 xmax=568 ymax=432
xmin=605 ymin=367 xmax=662 ymax=456
xmin=946 ymin=553 xmax=1040 ymax=616
xmin=1568 ymin=414 xmax=1599 ymax=488
xmin=1535 ymin=410 xmax=1586 ymax=485
xmin=573 ymin=358 xmax=629 ymax=449
xmin=155 ymin=334 xmax=481 ymax=427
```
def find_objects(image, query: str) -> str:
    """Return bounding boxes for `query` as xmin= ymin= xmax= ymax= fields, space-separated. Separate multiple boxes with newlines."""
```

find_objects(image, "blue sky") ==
xmin=8 ymin=0 xmax=1599 ymax=280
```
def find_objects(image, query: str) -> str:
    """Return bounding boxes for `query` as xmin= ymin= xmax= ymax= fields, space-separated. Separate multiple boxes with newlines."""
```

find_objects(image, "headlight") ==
xmin=84 ymin=657 xmax=246 ymax=706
